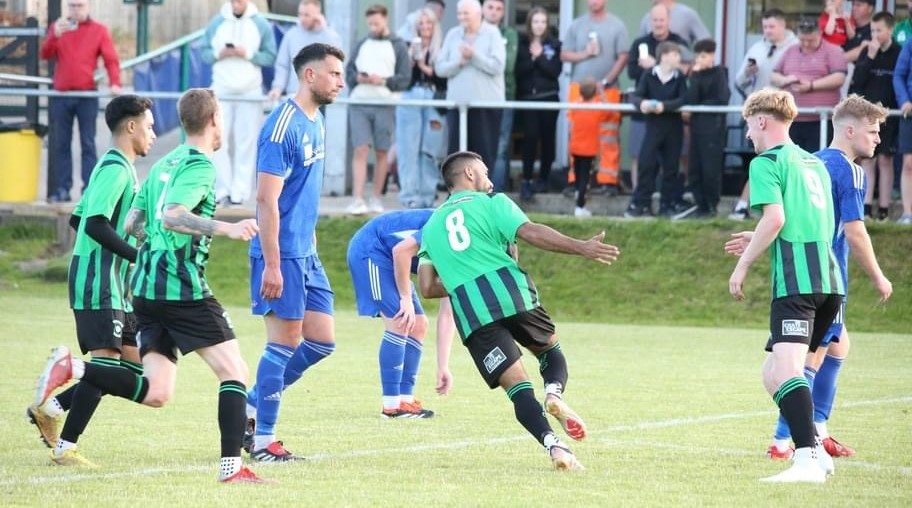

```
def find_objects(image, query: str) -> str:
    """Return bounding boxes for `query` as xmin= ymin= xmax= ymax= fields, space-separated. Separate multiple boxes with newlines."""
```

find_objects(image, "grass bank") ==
xmin=1 ymin=216 xmax=908 ymax=332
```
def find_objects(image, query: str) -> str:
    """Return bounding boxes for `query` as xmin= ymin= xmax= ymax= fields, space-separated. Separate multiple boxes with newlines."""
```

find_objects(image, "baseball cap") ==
xmin=797 ymin=17 xmax=818 ymax=34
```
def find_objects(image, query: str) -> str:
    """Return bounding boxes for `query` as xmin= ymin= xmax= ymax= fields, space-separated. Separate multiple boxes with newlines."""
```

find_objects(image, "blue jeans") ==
xmin=492 ymin=108 xmax=514 ymax=192
xmin=48 ymin=96 xmax=98 ymax=198
xmin=395 ymin=86 xmax=447 ymax=207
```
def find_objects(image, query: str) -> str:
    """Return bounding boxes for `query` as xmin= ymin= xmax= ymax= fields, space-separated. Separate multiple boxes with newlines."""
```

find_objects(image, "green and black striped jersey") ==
xmin=130 ymin=145 xmax=217 ymax=301
xmin=418 ymin=191 xmax=537 ymax=340
xmin=68 ymin=148 xmax=139 ymax=311
xmin=749 ymin=143 xmax=844 ymax=299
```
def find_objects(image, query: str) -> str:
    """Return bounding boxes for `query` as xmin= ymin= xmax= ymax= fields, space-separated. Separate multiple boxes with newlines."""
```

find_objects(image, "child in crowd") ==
xmin=567 ymin=78 xmax=611 ymax=218
xmin=679 ymin=39 xmax=730 ymax=219
xmin=625 ymin=41 xmax=688 ymax=218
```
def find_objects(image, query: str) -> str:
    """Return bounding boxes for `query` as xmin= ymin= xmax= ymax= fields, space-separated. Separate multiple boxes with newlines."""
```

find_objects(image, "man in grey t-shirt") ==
xmin=638 ymin=0 xmax=710 ymax=46
xmin=561 ymin=0 xmax=628 ymax=192
xmin=562 ymin=1 xmax=629 ymax=86
xmin=269 ymin=0 xmax=343 ymax=99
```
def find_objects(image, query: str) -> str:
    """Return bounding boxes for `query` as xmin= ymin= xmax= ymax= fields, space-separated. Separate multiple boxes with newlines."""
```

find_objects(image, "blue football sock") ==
xmin=773 ymin=366 xmax=817 ymax=440
xmin=379 ymin=331 xmax=406 ymax=397
xmin=400 ymin=336 xmax=423 ymax=398
xmin=283 ymin=338 xmax=336 ymax=388
xmin=813 ymin=355 xmax=844 ymax=423
xmin=254 ymin=342 xmax=294 ymax=437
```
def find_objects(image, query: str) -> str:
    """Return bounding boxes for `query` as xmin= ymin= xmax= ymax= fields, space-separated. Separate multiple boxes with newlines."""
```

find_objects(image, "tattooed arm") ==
xmin=162 ymin=204 xmax=259 ymax=240
xmin=124 ymin=208 xmax=147 ymax=242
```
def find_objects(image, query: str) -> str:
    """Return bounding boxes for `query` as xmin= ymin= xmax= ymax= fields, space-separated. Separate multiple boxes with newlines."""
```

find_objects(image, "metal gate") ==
xmin=0 ymin=17 xmax=40 ymax=124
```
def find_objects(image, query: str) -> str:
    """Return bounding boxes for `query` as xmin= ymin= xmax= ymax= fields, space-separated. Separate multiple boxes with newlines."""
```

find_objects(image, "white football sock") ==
xmin=544 ymin=383 xmax=563 ymax=398
xmin=400 ymin=395 xmax=414 ymax=404
xmin=42 ymin=397 xmax=65 ymax=418
xmin=382 ymin=396 xmax=400 ymax=410
xmin=814 ymin=421 xmax=829 ymax=439
xmin=72 ymin=358 xmax=85 ymax=379
xmin=735 ymin=199 xmax=748 ymax=210
xmin=253 ymin=435 xmax=275 ymax=451
xmin=54 ymin=438 xmax=76 ymax=457
xmin=219 ymin=456 xmax=242 ymax=480
xmin=773 ymin=438 xmax=791 ymax=451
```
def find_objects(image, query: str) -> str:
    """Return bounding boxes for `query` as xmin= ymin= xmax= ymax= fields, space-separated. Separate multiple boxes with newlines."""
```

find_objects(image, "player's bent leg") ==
xmin=140 ymin=352 xmax=178 ymax=407
xmin=27 ymin=348 xmax=116 ymax=451
xmin=52 ymin=348 xmax=121 ymax=463
xmin=499 ymin=361 xmax=582 ymax=471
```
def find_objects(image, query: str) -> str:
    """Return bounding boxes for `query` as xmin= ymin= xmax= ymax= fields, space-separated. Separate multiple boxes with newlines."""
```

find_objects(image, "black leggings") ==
xmin=573 ymin=156 xmax=594 ymax=207
xmin=520 ymin=102 xmax=559 ymax=183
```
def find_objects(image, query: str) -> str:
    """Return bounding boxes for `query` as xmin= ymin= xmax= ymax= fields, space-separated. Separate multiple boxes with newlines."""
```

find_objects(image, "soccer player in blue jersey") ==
xmin=244 ymin=43 xmax=346 ymax=462
xmin=761 ymin=95 xmax=893 ymax=460
xmin=347 ymin=210 xmax=456 ymax=418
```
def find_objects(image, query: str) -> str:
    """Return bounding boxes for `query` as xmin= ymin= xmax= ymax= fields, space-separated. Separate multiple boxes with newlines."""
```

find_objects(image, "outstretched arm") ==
xmin=162 ymin=204 xmax=258 ymax=240
xmin=515 ymin=222 xmax=619 ymax=264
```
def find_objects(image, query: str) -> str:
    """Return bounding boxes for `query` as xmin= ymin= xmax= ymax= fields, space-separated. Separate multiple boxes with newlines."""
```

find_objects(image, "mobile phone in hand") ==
xmin=225 ymin=43 xmax=235 ymax=48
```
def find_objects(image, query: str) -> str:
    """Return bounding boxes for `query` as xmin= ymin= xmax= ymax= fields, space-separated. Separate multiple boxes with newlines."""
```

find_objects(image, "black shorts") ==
xmin=73 ymin=309 xmax=137 ymax=355
xmin=133 ymin=296 xmax=236 ymax=363
xmin=765 ymin=294 xmax=841 ymax=353
xmin=465 ymin=307 xmax=556 ymax=389
xmin=873 ymin=117 xmax=898 ymax=156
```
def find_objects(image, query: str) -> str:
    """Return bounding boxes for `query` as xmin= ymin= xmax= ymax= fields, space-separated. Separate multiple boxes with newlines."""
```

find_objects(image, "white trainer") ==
xmin=346 ymin=198 xmax=368 ymax=215
xmin=574 ymin=207 xmax=592 ymax=218
xmin=760 ymin=448 xmax=826 ymax=483
xmin=367 ymin=197 xmax=384 ymax=213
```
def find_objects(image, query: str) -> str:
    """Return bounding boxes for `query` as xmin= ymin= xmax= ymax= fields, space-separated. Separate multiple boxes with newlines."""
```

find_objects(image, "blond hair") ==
xmin=833 ymin=94 xmax=888 ymax=125
xmin=741 ymin=89 xmax=798 ymax=122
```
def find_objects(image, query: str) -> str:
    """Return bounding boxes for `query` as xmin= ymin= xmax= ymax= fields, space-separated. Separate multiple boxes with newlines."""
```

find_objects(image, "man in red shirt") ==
xmin=771 ymin=17 xmax=846 ymax=153
xmin=40 ymin=0 xmax=121 ymax=203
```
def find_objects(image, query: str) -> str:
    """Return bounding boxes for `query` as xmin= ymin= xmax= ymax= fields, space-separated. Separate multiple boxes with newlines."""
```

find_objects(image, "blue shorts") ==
xmin=348 ymin=256 xmax=424 ymax=318
xmin=821 ymin=296 xmax=846 ymax=346
xmin=250 ymin=255 xmax=334 ymax=319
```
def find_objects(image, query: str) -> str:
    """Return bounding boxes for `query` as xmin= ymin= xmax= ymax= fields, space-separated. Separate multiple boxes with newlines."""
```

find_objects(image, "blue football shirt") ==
xmin=348 ymin=209 xmax=434 ymax=272
xmin=250 ymin=99 xmax=326 ymax=259
xmin=815 ymin=147 xmax=865 ymax=292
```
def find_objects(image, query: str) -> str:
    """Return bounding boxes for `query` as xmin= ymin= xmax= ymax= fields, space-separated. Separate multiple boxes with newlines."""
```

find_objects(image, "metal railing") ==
xmin=0 ymin=86 xmax=903 ymax=153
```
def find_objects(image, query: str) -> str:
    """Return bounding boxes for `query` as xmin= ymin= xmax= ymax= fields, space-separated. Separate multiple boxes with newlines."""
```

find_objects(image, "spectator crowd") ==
xmin=35 ymin=0 xmax=912 ymax=225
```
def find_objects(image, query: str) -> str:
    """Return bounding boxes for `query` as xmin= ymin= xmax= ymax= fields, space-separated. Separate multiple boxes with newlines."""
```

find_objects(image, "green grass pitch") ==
xmin=2 ymin=293 xmax=909 ymax=506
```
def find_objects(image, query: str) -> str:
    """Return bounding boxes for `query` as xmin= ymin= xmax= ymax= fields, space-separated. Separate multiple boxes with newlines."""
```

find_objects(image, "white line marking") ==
xmin=9 ymin=396 xmax=911 ymax=486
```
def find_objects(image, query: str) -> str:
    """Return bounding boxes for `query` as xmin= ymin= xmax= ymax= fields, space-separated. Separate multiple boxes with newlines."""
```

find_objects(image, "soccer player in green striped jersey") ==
xmin=416 ymin=151 xmax=620 ymax=471
xmin=726 ymin=89 xmax=843 ymax=484
xmin=28 ymin=95 xmax=155 ymax=466
xmin=34 ymin=89 xmax=269 ymax=484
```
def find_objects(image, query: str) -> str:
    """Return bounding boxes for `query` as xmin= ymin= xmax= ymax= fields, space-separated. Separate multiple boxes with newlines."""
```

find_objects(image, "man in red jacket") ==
xmin=40 ymin=0 xmax=121 ymax=203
